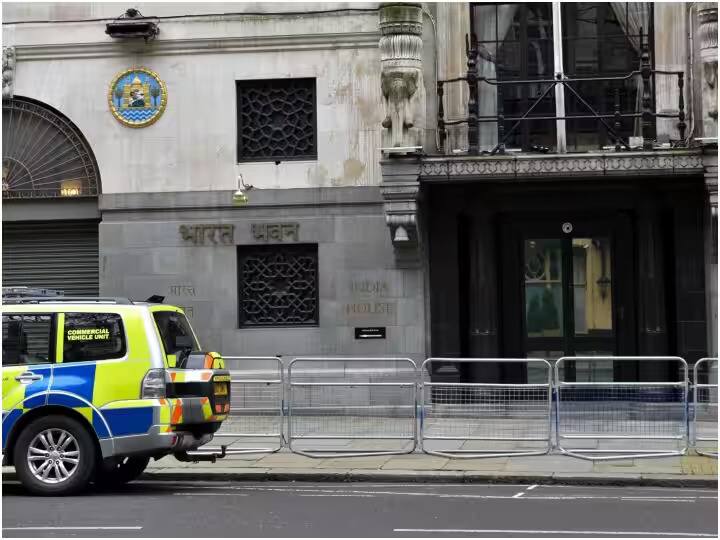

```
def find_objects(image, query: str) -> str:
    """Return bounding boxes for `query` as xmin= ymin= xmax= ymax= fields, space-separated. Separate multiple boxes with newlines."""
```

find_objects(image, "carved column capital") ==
xmin=2 ymin=47 xmax=16 ymax=100
xmin=379 ymin=3 xmax=425 ymax=153
xmin=698 ymin=4 xmax=718 ymax=58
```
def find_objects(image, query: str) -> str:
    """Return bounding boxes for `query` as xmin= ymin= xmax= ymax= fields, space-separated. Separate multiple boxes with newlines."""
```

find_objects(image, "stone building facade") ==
xmin=2 ymin=2 xmax=717 ymax=378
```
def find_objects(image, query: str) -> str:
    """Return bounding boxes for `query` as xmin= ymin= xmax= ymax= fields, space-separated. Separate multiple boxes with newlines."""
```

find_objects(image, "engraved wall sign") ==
xmin=179 ymin=224 xmax=234 ymax=246
xmin=251 ymin=223 xmax=300 ymax=242
xmin=168 ymin=285 xmax=196 ymax=297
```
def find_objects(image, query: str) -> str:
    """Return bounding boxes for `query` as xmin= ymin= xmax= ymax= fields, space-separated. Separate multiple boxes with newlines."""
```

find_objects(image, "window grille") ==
xmin=2 ymin=97 xmax=100 ymax=199
xmin=238 ymin=244 xmax=319 ymax=327
xmin=236 ymin=78 xmax=317 ymax=162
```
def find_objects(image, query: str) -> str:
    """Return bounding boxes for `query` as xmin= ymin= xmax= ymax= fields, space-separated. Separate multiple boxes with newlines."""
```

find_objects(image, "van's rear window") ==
xmin=153 ymin=311 xmax=200 ymax=356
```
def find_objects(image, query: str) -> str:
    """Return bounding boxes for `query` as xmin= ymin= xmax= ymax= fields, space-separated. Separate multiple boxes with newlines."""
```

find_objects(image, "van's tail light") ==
xmin=142 ymin=369 xmax=168 ymax=399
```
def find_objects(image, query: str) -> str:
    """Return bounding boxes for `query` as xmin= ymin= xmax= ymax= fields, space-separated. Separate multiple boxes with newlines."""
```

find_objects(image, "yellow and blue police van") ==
xmin=1 ymin=288 xmax=231 ymax=495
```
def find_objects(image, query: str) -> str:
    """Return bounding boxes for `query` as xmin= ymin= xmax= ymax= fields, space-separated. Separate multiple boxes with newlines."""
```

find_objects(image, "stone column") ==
xmin=696 ymin=3 xmax=718 ymax=356
xmin=379 ymin=3 xmax=425 ymax=151
xmin=697 ymin=3 xmax=718 ymax=139
xmin=654 ymin=4 xmax=687 ymax=141
xmin=436 ymin=3 xmax=469 ymax=153
xmin=2 ymin=47 xmax=15 ymax=100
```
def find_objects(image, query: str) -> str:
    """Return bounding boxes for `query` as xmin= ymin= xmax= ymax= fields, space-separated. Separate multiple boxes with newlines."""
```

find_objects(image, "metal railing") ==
xmin=555 ymin=356 xmax=689 ymax=461
xmin=187 ymin=354 xmax=716 ymax=461
xmin=191 ymin=356 xmax=284 ymax=456
xmin=287 ymin=357 xmax=418 ymax=458
xmin=692 ymin=358 xmax=718 ymax=458
xmin=420 ymin=358 xmax=553 ymax=458
xmin=437 ymin=30 xmax=687 ymax=155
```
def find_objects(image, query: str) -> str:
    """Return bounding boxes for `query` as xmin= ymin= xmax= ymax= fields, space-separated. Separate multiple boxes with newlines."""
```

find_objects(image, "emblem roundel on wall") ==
xmin=108 ymin=67 xmax=167 ymax=128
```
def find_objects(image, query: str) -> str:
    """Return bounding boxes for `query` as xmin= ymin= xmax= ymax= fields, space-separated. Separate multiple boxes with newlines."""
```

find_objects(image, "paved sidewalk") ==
xmin=2 ymin=450 xmax=716 ymax=487
xmin=137 ymin=449 xmax=718 ymax=487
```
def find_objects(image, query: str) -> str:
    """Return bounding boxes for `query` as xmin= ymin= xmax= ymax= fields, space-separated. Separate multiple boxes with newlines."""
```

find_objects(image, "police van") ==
xmin=1 ymin=288 xmax=231 ymax=495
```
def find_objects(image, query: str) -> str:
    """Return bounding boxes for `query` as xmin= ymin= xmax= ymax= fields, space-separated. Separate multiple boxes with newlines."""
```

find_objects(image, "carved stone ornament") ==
xmin=379 ymin=3 xmax=425 ymax=152
xmin=697 ymin=3 xmax=718 ymax=136
xmin=380 ymin=159 xmax=422 ymax=266
xmin=2 ymin=47 xmax=16 ymax=100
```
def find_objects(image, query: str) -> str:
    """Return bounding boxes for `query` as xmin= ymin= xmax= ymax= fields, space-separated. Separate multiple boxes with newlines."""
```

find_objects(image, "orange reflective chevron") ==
xmin=170 ymin=400 xmax=183 ymax=424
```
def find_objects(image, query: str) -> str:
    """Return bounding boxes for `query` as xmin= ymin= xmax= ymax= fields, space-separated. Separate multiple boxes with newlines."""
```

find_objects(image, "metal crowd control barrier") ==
xmin=420 ymin=358 xmax=553 ymax=458
xmin=692 ymin=358 xmax=718 ymax=458
xmin=555 ymin=356 xmax=688 ymax=460
xmin=190 ymin=356 xmax=284 ymax=456
xmin=287 ymin=357 xmax=418 ymax=457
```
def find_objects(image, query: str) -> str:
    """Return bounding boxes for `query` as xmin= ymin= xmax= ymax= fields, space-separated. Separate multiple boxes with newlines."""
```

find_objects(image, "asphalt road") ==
xmin=2 ymin=480 xmax=718 ymax=538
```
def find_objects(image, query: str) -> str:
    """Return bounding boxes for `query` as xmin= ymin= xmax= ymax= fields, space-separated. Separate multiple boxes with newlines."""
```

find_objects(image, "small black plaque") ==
xmin=354 ymin=327 xmax=386 ymax=340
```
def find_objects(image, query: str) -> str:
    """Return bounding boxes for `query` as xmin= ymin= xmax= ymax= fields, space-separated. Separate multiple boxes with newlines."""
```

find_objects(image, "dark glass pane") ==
xmin=2 ymin=314 xmax=53 ymax=365
xmin=561 ymin=2 xmax=647 ymax=150
xmin=63 ymin=313 xmax=126 ymax=363
xmin=471 ymin=3 xmax=555 ymax=151
xmin=572 ymin=238 xmax=613 ymax=338
xmin=524 ymin=239 xmax=563 ymax=338
xmin=153 ymin=311 xmax=201 ymax=355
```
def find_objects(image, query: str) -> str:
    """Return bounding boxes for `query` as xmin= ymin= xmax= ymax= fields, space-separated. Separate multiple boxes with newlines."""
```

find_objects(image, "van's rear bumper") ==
xmin=104 ymin=425 xmax=213 ymax=458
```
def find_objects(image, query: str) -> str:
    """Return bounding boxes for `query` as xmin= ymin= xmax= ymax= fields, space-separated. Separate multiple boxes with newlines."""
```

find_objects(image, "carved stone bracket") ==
xmin=380 ymin=159 xmax=422 ymax=265
xmin=379 ymin=3 xmax=425 ymax=152
xmin=2 ymin=47 xmax=16 ymax=100
xmin=697 ymin=3 xmax=718 ymax=137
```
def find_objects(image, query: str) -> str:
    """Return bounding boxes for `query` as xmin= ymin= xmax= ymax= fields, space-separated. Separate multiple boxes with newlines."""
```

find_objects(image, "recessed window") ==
xmin=236 ymin=78 xmax=317 ymax=162
xmin=63 ymin=313 xmax=126 ymax=362
xmin=237 ymin=244 xmax=319 ymax=327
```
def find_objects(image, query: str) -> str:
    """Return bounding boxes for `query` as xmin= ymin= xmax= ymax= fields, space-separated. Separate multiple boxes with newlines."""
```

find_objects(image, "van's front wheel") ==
xmin=95 ymin=456 xmax=150 ymax=486
xmin=14 ymin=415 xmax=97 ymax=496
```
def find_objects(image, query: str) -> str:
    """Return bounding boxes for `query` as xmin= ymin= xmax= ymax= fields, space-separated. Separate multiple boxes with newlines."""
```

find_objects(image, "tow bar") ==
xmin=175 ymin=445 xmax=228 ymax=463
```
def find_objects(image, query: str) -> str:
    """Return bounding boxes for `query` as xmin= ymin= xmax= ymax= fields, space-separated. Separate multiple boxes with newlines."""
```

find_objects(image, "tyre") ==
xmin=94 ymin=456 xmax=149 ymax=486
xmin=13 ymin=415 xmax=97 ymax=496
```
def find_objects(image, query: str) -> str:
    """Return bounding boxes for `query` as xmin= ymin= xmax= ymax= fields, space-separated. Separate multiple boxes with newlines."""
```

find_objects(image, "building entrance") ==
xmin=499 ymin=215 xmax=635 ymax=382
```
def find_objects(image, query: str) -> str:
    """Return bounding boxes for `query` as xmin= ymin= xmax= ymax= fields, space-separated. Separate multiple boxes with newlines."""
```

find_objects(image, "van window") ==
xmin=153 ymin=311 xmax=200 ymax=355
xmin=63 ymin=313 xmax=126 ymax=363
xmin=2 ymin=314 xmax=54 ymax=366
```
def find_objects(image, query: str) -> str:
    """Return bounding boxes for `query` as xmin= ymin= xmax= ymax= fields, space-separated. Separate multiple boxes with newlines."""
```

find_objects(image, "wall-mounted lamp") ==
xmin=106 ymin=9 xmax=159 ymax=42
xmin=232 ymin=174 xmax=253 ymax=205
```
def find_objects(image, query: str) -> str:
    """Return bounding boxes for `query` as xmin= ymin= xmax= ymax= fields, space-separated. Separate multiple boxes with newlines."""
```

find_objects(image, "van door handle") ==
xmin=15 ymin=372 xmax=42 ymax=384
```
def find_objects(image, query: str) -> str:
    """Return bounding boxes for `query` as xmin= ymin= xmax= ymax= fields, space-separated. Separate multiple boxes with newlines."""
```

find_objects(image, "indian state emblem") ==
xmin=108 ymin=67 xmax=167 ymax=128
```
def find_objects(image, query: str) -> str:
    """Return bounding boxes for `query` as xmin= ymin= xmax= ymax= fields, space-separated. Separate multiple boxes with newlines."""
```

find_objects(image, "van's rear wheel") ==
xmin=14 ymin=415 xmax=97 ymax=496
xmin=95 ymin=456 xmax=150 ymax=486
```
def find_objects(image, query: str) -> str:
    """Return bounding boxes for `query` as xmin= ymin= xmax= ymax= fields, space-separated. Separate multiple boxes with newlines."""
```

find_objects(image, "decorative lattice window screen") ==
xmin=238 ymin=244 xmax=319 ymax=327
xmin=236 ymin=78 xmax=317 ymax=161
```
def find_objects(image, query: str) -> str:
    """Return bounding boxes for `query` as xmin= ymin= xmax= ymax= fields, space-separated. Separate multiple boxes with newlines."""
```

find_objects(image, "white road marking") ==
xmin=393 ymin=529 xmax=716 ymax=537
xmin=298 ymin=494 xmax=375 ymax=498
xmin=226 ymin=486 xmax=705 ymax=502
xmin=172 ymin=492 xmax=247 ymax=496
xmin=2 ymin=526 xmax=143 ymax=531
xmin=621 ymin=498 xmax=695 ymax=503
xmin=526 ymin=484 xmax=538 ymax=491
